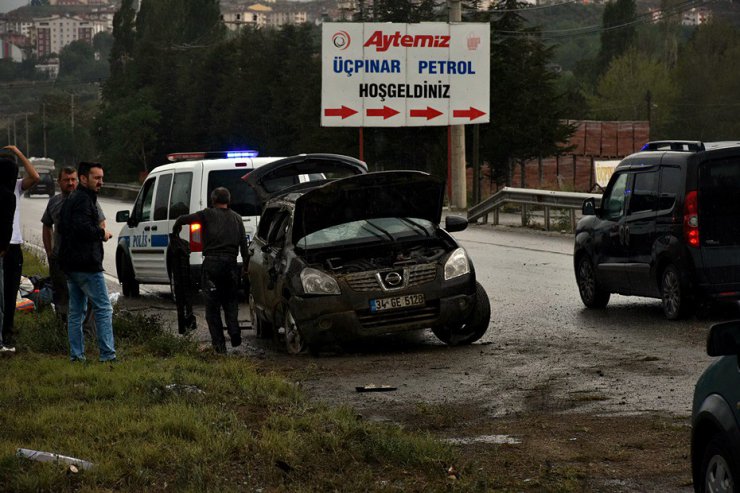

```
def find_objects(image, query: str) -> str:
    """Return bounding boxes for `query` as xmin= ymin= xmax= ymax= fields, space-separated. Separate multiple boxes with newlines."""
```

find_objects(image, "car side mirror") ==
xmin=582 ymin=198 xmax=596 ymax=216
xmin=116 ymin=210 xmax=130 ymax=223
xmin=445 ymin=215 xmax=468 ymax=233
xmin=707 ymin=321 xmax=740 ymax=357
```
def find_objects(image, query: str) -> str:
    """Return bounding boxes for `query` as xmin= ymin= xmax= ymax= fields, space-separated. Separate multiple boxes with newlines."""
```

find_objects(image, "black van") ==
xmin=574 ymin=140 xmax=740 ymax=319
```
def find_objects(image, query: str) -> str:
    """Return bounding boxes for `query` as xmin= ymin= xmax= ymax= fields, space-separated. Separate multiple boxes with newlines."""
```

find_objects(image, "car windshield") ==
xmin=296 ymin=217 xmax=435 ymax=250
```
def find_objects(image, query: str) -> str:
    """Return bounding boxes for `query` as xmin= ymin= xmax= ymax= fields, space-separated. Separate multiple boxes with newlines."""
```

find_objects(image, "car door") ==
xmin=128 ymin=174 xmax=171 ymax=283
xmin=593 ymin=172 xmax=632 ymax=293
xmin=248 ymin=207 xmax=291 ymax=323
xmin=625 ymin=169 xmax=659 ymax=296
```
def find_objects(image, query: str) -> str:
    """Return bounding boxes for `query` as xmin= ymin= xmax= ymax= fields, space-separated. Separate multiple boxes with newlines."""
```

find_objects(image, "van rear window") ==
xmin=207 ymin=169 xmax=261 ymax=217
xmin=699 ymin=159 xmax=740 ymax=246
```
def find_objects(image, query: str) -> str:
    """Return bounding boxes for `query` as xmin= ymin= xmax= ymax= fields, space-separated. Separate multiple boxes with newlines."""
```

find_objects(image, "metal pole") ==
xmin=473 ymin=124 xmax=480 ymax=204
xmin=449 ymin=0 xmax=467 ymax=210
xmin=25 ymin=113 xmax=30 ymax=156
xmin=43 ymin=103 xmax=47 ymax=157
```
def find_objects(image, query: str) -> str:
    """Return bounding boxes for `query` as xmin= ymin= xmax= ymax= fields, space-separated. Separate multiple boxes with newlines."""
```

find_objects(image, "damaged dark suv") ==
xmin=244 ymin=154 xmax=491 ymax=354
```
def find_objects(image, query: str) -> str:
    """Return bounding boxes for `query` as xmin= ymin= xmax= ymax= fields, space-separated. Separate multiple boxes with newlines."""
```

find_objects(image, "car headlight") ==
xmin=300 ymin=267 xmax=341 ymax=295
xmin=444 ymin=247 xmax=470 ymax=280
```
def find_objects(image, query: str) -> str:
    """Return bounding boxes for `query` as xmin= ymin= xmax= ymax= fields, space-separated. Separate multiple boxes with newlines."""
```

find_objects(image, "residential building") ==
xmin=33 ymin=14 xmax=104 ymax=57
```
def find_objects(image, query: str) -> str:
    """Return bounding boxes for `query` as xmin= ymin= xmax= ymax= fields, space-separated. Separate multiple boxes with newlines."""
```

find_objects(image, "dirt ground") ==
xmin=114 ymin=221 xmax=728 ymax=492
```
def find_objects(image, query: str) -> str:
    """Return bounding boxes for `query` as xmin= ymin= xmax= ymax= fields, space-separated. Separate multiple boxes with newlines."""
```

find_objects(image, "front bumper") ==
xmin=288 ymin=277 xmax=476 ymax=345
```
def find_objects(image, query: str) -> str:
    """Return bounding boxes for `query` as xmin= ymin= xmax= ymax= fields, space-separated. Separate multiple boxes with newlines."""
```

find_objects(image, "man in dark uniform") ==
xmin=172 ymin=187 xmax=248 ymax=353
xmin=0 ymin=156 xmax=17 ymax=353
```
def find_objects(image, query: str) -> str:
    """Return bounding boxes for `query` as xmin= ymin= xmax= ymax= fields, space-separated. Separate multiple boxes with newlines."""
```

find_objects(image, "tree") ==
xmin=668 ymin=22 xmax=740 ymax=140
xmin=588 ymin=48 xmax=677 ymax=137
xmin=482 ymin=0 xmax=575 ymax=187
xmin=598 ymin=0 xmax=637 ymax=73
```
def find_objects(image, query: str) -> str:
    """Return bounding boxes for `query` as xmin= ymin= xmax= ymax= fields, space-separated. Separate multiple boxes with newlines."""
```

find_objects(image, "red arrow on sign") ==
xmin=452 ymin=107 xmax=486 ymax=121
xmin=366 ymin=106 xmax=399 ymax=119
xmin=324 ymin=106 xmax=358 ymax=119
xmin=410 ymin=107 xmax=443 ymax=120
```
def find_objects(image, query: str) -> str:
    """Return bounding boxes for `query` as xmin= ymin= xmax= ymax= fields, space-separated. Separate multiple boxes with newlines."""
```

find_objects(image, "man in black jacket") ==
xmin=0 ymin=157 xmax=17 ymax=353
xmin=173 ymin=187 xmax=248 ymax=353
xmin=58 ymin=162 xmax=116 ymax=363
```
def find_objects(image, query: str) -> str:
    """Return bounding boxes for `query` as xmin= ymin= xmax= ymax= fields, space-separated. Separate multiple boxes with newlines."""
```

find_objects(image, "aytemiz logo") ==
xmin=467 ymin=34 xmax=481 ymax=50
xmin=364 ymin=31 xmax=450 ymax=52
xmin=332 ymin=31 xmax=350 ymax=50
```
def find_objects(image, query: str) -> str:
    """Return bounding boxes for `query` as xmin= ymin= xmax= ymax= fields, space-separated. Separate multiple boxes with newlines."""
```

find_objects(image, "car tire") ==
xmin=661 ymin=264 xmax=692 ymax=320
xmin=432 ymin=282 xmax=491 ymax=346
xmin=249 ymin=293 xmax=272 ymax=339
xmin=698 ymin=434 xmax=738 ymax=493
xmin=120 ymin=254 xmax=140 ymax=298
xmin=281 ymin=307 xmax=306 ymax=355
xmin=576 ymin=255 xmax=610 ymax=308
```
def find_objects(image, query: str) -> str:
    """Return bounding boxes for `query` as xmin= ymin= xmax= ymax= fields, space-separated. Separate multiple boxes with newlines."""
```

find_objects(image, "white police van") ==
xmin=115 ymin=150 xmax=292 ymax=297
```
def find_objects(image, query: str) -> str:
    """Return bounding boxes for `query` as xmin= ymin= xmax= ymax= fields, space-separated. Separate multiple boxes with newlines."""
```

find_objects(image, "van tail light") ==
xmin=683 ymin=190 xmax=699 ymax=248
xmin=189 ymin=223 xmax=203 ymax=252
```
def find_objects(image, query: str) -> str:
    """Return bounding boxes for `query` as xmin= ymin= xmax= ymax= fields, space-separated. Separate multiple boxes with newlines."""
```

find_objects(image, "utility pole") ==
xmin=449 ymin=0 xmax=467 ymax=210
xmin=43 ymin=103 xmax=47 ymax=157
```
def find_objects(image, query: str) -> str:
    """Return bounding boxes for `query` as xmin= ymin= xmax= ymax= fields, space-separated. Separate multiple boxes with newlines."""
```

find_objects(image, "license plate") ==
xmin=370 ymin=293 xmax=425 ymax=312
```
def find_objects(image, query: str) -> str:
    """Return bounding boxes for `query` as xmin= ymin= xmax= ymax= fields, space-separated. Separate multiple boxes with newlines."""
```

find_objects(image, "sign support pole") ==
xmin=449 ymin=0 xmax=467 ymax=210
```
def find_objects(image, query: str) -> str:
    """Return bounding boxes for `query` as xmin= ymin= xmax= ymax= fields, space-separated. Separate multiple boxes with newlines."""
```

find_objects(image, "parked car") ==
xmin=115 ymin=150 xmax=298 ymax=297
xmin=574 ymin=140 xmax=740 ymax=319
xmin=245 ymin=154 xmax=491 ymax=354
xmin=691 ymin=320 xmax=740 ymax=493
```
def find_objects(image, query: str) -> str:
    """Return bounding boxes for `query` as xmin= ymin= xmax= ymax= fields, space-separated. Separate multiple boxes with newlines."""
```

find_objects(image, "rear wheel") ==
xmin=120 ymin=254 xmax=140 ymax=298
xmin=432 ymin=282 xmax=491 ymax=346
xmin=661 ymin=264 xmax=692 ymax=320
xmin=576 ymin=256 xmax=610 ymax=308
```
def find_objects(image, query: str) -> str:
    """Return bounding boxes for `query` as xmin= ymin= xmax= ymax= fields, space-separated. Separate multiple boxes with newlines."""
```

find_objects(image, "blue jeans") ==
xmin=67 ymin=271 xmax=115 ymax=362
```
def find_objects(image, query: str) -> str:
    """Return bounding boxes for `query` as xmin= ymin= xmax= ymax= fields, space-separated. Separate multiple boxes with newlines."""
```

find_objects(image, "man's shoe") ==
xmin=231 ymin=334 xmax=242 ymax=348
xmin=0 ymin=345 xmax=16 ymax=354
xmin=214 ymin=344 xmax=227 ymax=354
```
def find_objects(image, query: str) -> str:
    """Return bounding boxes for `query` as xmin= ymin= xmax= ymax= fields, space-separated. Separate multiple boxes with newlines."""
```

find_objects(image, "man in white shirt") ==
xmin=1 ymin=145 xmax=39 ymax=350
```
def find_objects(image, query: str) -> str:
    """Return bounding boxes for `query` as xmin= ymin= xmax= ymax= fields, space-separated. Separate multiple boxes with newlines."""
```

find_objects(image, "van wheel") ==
xmin=576 ymin=256 xmax=610 ymax=308
xmin=120 ymin=255 xmax=140 ymax=298
xmin=661 ymin=264 xmax=692 ymax=320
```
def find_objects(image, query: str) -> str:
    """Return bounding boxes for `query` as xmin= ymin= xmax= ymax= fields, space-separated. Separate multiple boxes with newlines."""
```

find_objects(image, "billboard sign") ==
xmin=321 ymin=22 xmax=490 ymax=127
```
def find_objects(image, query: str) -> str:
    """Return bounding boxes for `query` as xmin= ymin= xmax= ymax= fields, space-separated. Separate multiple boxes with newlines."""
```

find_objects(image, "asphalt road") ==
xmin=18 ymin=193 xmax=728 ymax=419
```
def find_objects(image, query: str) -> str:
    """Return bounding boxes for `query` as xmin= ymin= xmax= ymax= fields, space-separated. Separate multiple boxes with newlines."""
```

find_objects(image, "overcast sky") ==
xmin=1 ymin=0 xmax=29 ymax=14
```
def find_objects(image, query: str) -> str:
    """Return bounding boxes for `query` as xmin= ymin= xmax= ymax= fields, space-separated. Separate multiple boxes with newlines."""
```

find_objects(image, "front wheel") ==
xmin=119 ymin=254 xmax=140 ymax=298
xmin=698 ymin=434 xmax=738 ymax=493
xmin=575 ymin=255 xmax=610 ymax=308
xmin=661 ymin=264 xmax=692 ymax=320
xmin=280 ymin=308 xmax=306 ymax=355
xmin=432 ymin=282 xmax=491 ymax=346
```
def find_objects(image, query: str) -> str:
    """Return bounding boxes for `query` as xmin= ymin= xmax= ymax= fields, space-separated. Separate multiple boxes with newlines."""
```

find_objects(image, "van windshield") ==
xmin=699 ymin=158 xmax=740 ymax=246
xmin=208 ymin=169 xmax=261 ymax=216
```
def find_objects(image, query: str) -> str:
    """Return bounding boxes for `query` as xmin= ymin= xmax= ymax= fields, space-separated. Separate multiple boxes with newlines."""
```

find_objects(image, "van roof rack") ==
xmin=640 ymin=141 xmax=705 ymax=152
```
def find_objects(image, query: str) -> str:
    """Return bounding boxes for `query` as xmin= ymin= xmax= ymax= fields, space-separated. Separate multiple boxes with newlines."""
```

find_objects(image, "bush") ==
xmin=15 ymin=309 xmax=67 ymax=355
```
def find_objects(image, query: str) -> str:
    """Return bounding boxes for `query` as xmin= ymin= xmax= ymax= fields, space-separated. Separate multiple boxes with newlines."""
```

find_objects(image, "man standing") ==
xmin=172 ymin=187 xmax=248 ymax=353
xmin=1 ymin=145 xmax=39 ymax=350
xmin=58 ymin=162 xmax=116 ymax=363
xmin=41 ymin=166 xmax=106 ymax=322
xmin=0 ymin=156 xmax=17 ymax=353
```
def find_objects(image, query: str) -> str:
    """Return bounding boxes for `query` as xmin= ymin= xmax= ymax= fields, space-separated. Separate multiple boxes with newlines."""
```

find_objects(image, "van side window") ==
xmin=603 ymin=173 xmax=629 ymax=220
xmin=257 ymin=208 xmax=278 ymax=240
xmin=169 ymin=172 xmax=192 ymax=219
xmin=629 ymin=171 xmax=658 ymax=214
xmin=658 ymin=167 xmax=681 ymax=210
xmin=208 ymin=169 xmax=261 ymax=216
xmin=153 ymin=173 xmax=173 ymax=221
xmin=133 ymin=178 xmax=155 ymax=223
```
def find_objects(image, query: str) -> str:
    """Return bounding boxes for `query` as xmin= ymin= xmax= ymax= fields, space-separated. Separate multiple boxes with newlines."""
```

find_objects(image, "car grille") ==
xmin=357 ymin=302 xmax=440 ymax=330
xmin=343 ymin=263 xmax=437 ymax=292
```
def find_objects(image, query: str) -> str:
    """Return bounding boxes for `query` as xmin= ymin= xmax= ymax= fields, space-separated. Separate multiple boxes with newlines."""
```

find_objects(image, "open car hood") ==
xmin=292 ymin=171 xmax=445 ymax=243
xmin=242 ymin=153 xmax=367 ymax=204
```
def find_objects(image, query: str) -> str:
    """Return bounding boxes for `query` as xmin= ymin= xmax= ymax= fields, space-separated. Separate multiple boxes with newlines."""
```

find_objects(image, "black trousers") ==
xmin=3 ymin=244 xmax=22 ymax=345
xmin=201 ymin=257 xmax=240 ymax=351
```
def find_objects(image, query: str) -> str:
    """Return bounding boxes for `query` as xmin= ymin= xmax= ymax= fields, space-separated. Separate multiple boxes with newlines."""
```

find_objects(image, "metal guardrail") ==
xmin=100 ymin=182 xmax=140 ymax=201
xmin=467 ymin=187 xmax=602 ymax=233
